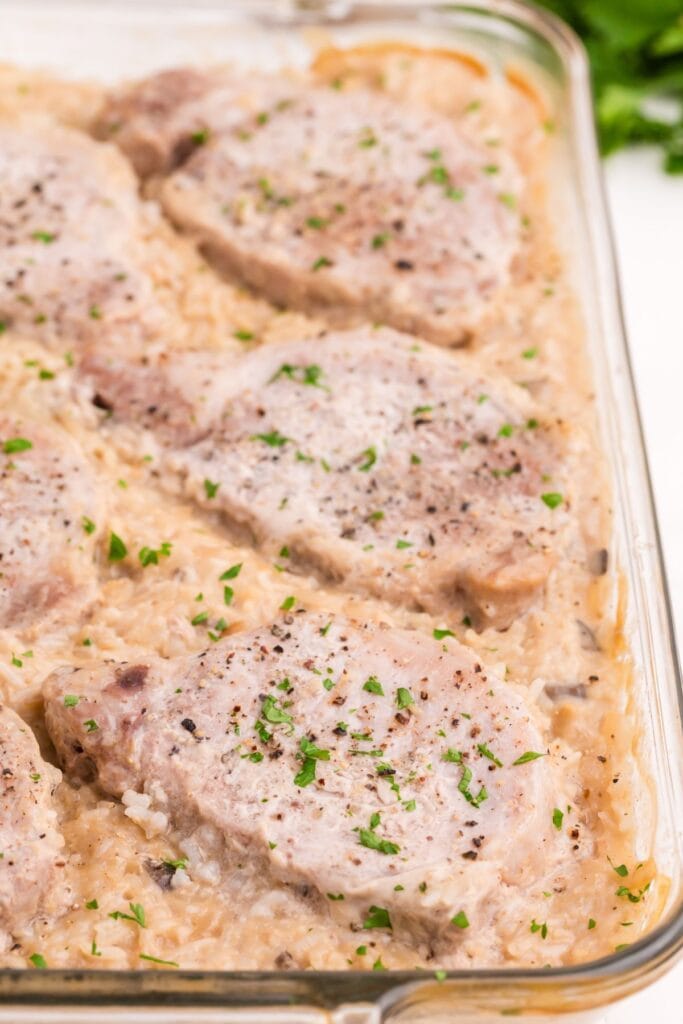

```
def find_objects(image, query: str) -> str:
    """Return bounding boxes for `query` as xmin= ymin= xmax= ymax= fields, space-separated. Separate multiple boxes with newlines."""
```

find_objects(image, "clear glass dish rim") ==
xmin=0 ymin=0 xmax=681 ymax=1011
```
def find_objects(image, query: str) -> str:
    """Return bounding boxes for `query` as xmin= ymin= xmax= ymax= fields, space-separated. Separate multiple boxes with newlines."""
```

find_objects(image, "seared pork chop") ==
xmin=0 ymin=705 xmax=64 ymax=948
xmin=43 ymin=615 xmax=566 ymax=947
xmin=0 ymin=418 xmax=100 ymax=629
xmin=86 ymin=328 xmax=565 ymax=627
xmin=0 ymin=121 xmax=162 ymax=350
xmin=98 ymin=69 xmax=520 ymax=345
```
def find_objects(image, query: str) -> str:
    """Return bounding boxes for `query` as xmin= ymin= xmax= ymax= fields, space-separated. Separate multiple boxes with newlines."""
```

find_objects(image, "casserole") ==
xmin=0 ymin=1 xmax=681 ymax=1020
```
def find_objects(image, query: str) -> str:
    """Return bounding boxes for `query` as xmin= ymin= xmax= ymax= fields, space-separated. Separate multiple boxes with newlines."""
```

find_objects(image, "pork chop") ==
xmin=86 ymin=328 xmax=565 ymax=627
xmin=0 ymin=417 xmax=100 ymax=629
xmin=0 ymin=120 xmax=163 ymax=351
xmin=0 ymin=705 xmax=64 ymax=948
xmin=43 ymin=614 xmax=566 ymax=948
xmin=98 ymin=69 xmax=521 ymax=345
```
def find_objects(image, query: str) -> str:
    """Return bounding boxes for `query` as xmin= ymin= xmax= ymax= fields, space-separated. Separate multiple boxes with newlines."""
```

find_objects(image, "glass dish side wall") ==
xmin=0 ymin=2 xmax=680 ymax=1020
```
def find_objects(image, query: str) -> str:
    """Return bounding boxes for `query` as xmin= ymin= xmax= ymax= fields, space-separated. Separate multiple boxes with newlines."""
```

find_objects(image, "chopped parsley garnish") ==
xmin=84 ymin=719 xmax=99 ymax=732
xmin=203 ymin=478 xmax=220 ymax=499
xmin=220 ymin=564 xmax=242 ymax=581
xmin=358 ymin=130 xmax=378 ymax=148
xmin=358 ymin=446 xmax=377 ymax=472
xmin=31 ymin=230 xmax=55 ymax=243
xmin=616 ymin=882 xmax=650 ymax=903
xmin=371 ymin=232 xmax=390 ymax=249
xmin=433 ymin=628 xmax=455 ymax=640
xmin=234 ymin=328 xmax=254 ymax=341
xmin=363 ymin=676 xmax=384 ymax=696
xmin=29 ymin=953 xmax=47 ymax=969
xmin=140 ymin=953 xmax=179 ymax=967
xmin=498 ymin=423 xmax=514 ymax=438
xmin=410 ymin=453 xmax=422 ymax=464
xmin=512 ymin=751 xmax=545 ymax=765
xmin=363 ymin=905 xmax=392 ymax=930
xmin=85 ymin=899 xmax=99 ymax=910
xmin=609 ymin=859 xmax=629 ymax=878
xmin=522 ymin=346 xmax=538 ymax=359
xmin=396 ymin=539 xmax=413 ymax=549
xmin=138 ymin=542 xmax=172 ymax=567
xmin=280 ymin=595 xmax=296 ymax=611
xmin=552 ymin=808 xmax=564 ymax=830
xmin=355 ymin=945 xmax=367 ymax=956
xmin=357 ymin=811 xmax=400 ymax=855
xmin=3 ymin=437 xmax=32 ymax=454
xmin=396 ymin=687 xmax=414 ymax=709
xmin=541 ymin=492 xmax=564 ymax=509
xmin=458 ymin=765 xmax=488 ymax=808
xmin=261 ymin=695 xmax=293 ymax=728
xmin=588 ymin=918 xmax=597 ymax=930
xmin=434 ymin=969 xmax=447 ymax=982
xmin=109 ymin=902 xmax=146 ymax=927
xmin=442 ymin=748 xmax=463 ymax=764
xmin=191 ymin=611 xmax=209 ymax=626
xmin=39 ymin=368 xmax=55 ymax=380
xmin=293 ymin=736 xmax=330 ymax=787
xmin=64 ymin=695 xmax=80 ymax=708
xmin=89 ymin=304 xmax=102 ymax=320
xmin=477 ymin=742 xmax=503 ymax=767
xmin=223 ymin=585 xmax=234 ymax=605
xmin=251 ymin=430 xmax=290 ymax=447
xmin=81 ymin=516 xmax=96 ymax=535
xmin=323 ymin=678 xmax=334 ymax=692
xmin=451 ymin=910 xmax=470 ymax=929
xmin=311 ymin=256 xmax=333 ymax=271
xmin=530 ymin=919 xmax=548 ymax=939
xmin=107 ymin=532 xmax=127 ymax=562
xmin=327 ymin=892 xmax=345 ymax=900
xmin=306 ymin=216 xmax=328 ymax=230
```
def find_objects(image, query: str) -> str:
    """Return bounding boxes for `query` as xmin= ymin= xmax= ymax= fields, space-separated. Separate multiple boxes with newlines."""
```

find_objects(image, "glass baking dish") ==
xmin=0 ymin=1 xmax=681 ymax=1020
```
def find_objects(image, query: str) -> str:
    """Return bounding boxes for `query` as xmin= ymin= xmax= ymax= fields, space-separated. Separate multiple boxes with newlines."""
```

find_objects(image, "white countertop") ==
xmin=601 ymin=150 xmax=683 ymax=1022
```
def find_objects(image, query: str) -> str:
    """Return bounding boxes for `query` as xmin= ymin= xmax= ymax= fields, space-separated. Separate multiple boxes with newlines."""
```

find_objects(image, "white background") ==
xmin=602 ymin=151 xmax=683 ymax=1021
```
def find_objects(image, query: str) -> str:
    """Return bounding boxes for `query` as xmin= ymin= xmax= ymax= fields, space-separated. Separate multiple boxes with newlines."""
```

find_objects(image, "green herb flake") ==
xmin=85 ymin=898 xmax=99 ymax=910
xmin=220 ymin=564 xmax=242 ymax=581
xmin=109 ymin=903 xmax=146 ymax=927
xmin=552 ymin=807 xmax=564 ymax=830
xmin=3 ymin=437 xmax=32 ymax=454
xmin=203 ymin=478 xmax=220 ymax=499
xmin=64 ymin=695 xmax=80 ymax=707
xmin=512 ymin=751 xmax=545 ymax=766
xmin=107 ymin=532 xmax=127 ymax=562
xmin=29 ymin=953 xmax=47 ymax=969
xmin=541 ymin=492 xmax=563 ymax=510
xmin=477 ymin=742 xmax=503 ymax=768
xmin=451 ymin=910 xmax=470 ymax=929
xmin=84 ymin=719 xmax=99 ymax=733
xmin=363 ymin=905 xmax=392 ymax=930
xmin=251 ymin=429 xmax=290 ymax=448
xmin=396 ymin=687 xmax=414 ymax=709
xmin=139 ymin=953 xmax=179 ymax=967
xmin=358 ymin=446 xmax=377 ymax=472
xmin=363 ymin=676 xmax=384 ymax=696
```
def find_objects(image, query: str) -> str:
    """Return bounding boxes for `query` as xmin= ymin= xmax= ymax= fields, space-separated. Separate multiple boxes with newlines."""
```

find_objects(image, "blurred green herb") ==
xmin=536 ymin=0 xmax=683 ymax=171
